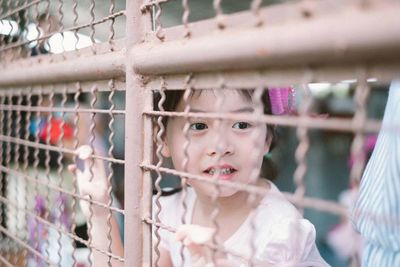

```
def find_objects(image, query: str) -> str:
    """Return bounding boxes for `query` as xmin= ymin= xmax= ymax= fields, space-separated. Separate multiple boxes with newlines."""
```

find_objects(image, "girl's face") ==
xmin=162 ymin=90 xmax=271 ymax=198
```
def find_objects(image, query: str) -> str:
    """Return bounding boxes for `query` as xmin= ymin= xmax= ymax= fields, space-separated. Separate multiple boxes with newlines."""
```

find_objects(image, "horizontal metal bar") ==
xmin=0 ymin=135 xmax=125 ymax=164
xmin=144 ymin=62 xmax=400 ymax=90
xmin=0 ymin=256 xmax=13 ymax=267
xmin=133 ymin=3 xmax=400 ymax=75
xmin=0 ymin=80 xmax=125 ymax=93
xmin=144 ymin=110 xmax=384 ymax=133
xmin=141 ymin=163 xmax=347 ymax=216
xmin=65 ymin=10 xmax=126 ymax=33
xmin=0 ymin=165 xmax=125 ymax=215
xmin=0 ymin=105 xmax=126 ymax=116
xmin=0 ymin=50 xmax=125 ymax=87
xmin=0 ymin=10 xmax=125 ymax=54
xmin=0 ymin=0 xmax=42 ymax=20
xmin=140 ymin=0 xmax=171 ymax=11
xmin=0 ymin=226 xmax=57 ymax=267
xmin=143 ymin=217 xmax=252 ymax=263
xmin=0 ymin=196 xmax=124 ymax=262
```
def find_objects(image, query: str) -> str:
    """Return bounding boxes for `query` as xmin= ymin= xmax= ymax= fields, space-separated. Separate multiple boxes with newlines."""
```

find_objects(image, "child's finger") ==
xmin=76 ymin=145 xmax=94 ymax=173
xmin=176 ymin=224 xmax=215 ymax=244
xmin=67 ymin=164 xmax=77 ymax=173
xmin=76 ymin=145 xmax=107 ymax=180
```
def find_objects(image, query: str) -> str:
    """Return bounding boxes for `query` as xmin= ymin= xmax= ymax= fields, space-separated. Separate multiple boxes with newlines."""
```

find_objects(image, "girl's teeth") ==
xmin=209 ymin=168 xmax=233 ymax=175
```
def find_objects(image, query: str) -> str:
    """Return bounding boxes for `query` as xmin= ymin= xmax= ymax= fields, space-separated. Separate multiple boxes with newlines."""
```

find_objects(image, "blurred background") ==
xmin=0 ymin=0 xmax=392 ymax=266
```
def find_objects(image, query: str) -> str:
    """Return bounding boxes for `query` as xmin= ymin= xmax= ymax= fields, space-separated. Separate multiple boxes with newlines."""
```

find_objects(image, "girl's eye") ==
xmin=232 ymin=122 xmax=252 ymax=129
xmin=189 ymin=122 xmax=208 ymax=131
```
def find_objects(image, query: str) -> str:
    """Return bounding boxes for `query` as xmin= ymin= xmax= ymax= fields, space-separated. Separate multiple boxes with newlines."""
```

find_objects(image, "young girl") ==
xmin=69 ymin=88 xmax=330 ymax=267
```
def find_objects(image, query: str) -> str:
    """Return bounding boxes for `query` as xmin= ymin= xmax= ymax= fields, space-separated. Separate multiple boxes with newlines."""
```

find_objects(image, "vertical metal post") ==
xmin=125 ymin=0 xmax=152 ymax=266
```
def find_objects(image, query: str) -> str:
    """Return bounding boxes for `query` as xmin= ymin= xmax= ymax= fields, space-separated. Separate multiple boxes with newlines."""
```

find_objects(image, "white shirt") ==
xmin=153 ymin=182 xmax=330 ymax=267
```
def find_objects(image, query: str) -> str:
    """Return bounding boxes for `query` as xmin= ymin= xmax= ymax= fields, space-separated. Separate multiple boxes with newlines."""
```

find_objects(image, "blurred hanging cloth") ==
xmin=352 ymin=80 xmax=400 ymax=266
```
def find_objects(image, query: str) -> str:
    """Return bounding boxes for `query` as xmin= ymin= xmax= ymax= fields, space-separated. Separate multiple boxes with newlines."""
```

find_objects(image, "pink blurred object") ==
xmin=348 ymin=134 xmax=378 ymax=168
xmin=268 ymin=87 xmax=296 ymax=115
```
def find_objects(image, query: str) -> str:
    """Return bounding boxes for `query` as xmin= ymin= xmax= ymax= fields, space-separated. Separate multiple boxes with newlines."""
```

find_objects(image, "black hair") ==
xmin=153 ymin=89 xmax=279 ymax=184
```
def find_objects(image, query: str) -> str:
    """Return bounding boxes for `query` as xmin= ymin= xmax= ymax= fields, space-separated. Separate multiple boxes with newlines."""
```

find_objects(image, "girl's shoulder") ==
xmin=258 ymin=181 xmax=302 ymax=221
xmin=153 ymin=187 xmax=196 ymax=223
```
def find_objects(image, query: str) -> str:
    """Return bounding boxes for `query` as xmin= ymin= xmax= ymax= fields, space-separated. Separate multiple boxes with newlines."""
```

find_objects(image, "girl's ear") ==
xmin=263 ymin=134 xmax=273 ymax=155
xmin=161 ymin=142 xmax=171 ymax=158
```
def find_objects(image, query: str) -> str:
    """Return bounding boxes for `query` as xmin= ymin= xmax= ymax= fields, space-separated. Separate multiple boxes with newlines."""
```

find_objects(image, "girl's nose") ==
xmin=206 ymin=138 xmax=235 ymax=157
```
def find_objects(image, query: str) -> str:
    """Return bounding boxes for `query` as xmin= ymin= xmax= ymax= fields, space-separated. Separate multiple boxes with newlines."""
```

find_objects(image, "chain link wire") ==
xmin=0 ymin=1 xmax=399 ymax=266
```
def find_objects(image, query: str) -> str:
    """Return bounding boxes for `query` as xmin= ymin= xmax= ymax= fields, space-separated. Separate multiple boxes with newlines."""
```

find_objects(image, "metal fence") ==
xmin=0 ymin=0 xmax=399 ymax=266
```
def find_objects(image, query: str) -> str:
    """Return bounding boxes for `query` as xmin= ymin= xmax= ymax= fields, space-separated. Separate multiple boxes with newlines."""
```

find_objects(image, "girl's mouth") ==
xmin=203 ymin=165 xmax=237 ymax=180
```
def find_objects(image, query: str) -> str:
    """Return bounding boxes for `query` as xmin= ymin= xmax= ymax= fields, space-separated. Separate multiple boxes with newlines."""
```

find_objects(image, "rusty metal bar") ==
xmin=0 ymin=165 xmax=125 ymax=215
xmin=140 ymin=0 xmax=172 ymax=12
xmin=142 ymin=218 xmax=257 ymax=264
xmin=132 ymin=4 xmax=400 ymax=75
xmin=0 ymin=80 xmax=125 ymax=95
xmin=144 ymin=110 xmax=385 ymax=133
xmin=0 ymin=105 xmax=125 ymax=115
xmin=67 ymin=10 xmax=125 ymax=35
xmin=140 ymin=163 xmax=348 ymax=216
xmin=125 ymin=0 xmax=152 ymax=266
xmin=0 ymin=196 xmax=124 ymax=263
xmin=0 ymin=10 xmax=126 ymax=53
xmin=0 ymin=0 xmax=43 ymax=21
xmin=0 ymin=255 xmax=13 ymax=267
xmin=0 ymin=135 xmax=125 ymax=164
xmin=0 ymin=50 xmax=125 ymax=87
xmin=143 ymin=62 xmax=400 ymax=91
xmin=0 ymin=226 xmax=57 ymax=267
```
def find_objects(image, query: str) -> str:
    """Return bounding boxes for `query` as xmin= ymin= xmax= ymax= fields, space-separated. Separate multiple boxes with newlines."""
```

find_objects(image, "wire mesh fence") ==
xmin=0 ymin=0 xmax=399 ymax=266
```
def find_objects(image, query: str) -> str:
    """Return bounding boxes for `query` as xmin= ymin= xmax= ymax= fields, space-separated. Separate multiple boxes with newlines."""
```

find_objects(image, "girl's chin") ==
xmin=193 ymin=185 xmax=239 ymax=198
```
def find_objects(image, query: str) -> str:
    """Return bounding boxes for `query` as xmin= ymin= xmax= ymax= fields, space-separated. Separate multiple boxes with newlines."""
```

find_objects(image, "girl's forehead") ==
xmin=176 ymin=89 xmax=253 ymax=112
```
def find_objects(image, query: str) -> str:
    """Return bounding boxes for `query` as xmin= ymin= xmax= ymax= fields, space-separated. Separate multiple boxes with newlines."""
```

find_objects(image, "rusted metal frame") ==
xmin=125 ymin=0 xmax=153 ymax=266
xmin=140 ymin=0 xmax=172 ymax=12
xmin=246 ymin=86 xmax=265 ymax=266
xmin=2 ymin=80 xmax=126 ymax=95
xmin=0 ymin=195 xmax=125 ymax=263
xmin=293 ymin=83 xmax=312 ymax=215
xmin=141 ymin=164 xmax=347 ymax=217
xmin=144 ymin=110 xmax=384 ymax=133
xmin=142 ymin=218 xmax=257 ymax=264
xmin=105 ymin=80 xmax=116 ymax=266
xmin=1 ymin=37 xmax=126 ymax=72
xmin=132 ymin=4 xmax=400 ymax=75
xmin=86 ymin=85 xmax=98 ymax=265
xmin=108 ymin=0 xmax=116 ymax=51
xmin=142 ymin=86 xmax=154 ymax=266
xmin=89 ymin=0 xmax=96 ymax=56
xmin=350 ymin=72 xmax=371 ymax=183
xmin=0 ymin=95 xmax=4 ymax=254
xmin=178 ymin=75 xmax=193 ymax=265
xmin=43 ymin=89 xmax=54 ymax=264
xmin=67 ymin=10 xmax=125 ymax=36
xmin=143 ymin=0 xmax=397 ymax=41
xmin=0 ymin=165 xmax=125 ymax=215
xmin=143 ymin=63 xmax=400 ymax=90
xmin=21 ymin=86 xmax=32 ymax=265
xmin=208 ymin=78 xmax=224 ymax=265
xmin=0 ymin=0 xmax=43 ymax=21
xmin=0 ymin=255 xmax=13 ymax=267
xmin=0 ymin=134 xmax=125 ymax=164
xmin=0 ymin=105 xmax=126 ymax=115
xmin=70 ymin=82 xmax=81 ymax=266
xmin=153 ymin=77 xmax=166 ymax=267
xmin=0 ymin=50 xmax=125 ymax=87
xmin=55 ymin=86 xmax=66 ymax=265
xmin=0 ymin=10 xmax=126 ymax=53
xmin=4 ymin=91 xmax=12 ymax=262
xmin=0 ymin=225 xmax=57 ymax=266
